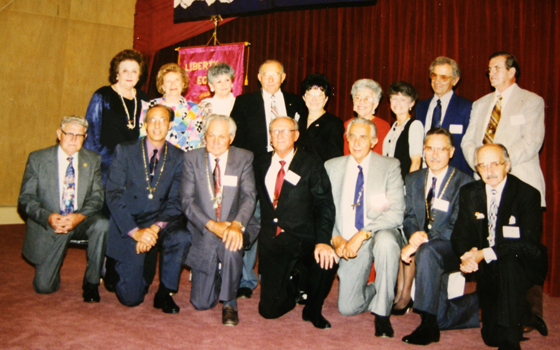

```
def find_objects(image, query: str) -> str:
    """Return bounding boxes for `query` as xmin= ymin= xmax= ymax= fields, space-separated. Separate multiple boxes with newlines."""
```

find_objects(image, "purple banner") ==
xmin=177 ymin=43 xmax=245 ymax=103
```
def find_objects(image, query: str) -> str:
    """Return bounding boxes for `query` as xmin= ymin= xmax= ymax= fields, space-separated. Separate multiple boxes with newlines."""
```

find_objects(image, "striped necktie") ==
xmin=483 ymin=96 xmax=502 ymax=144
xmin=488 ymin=189 xmax=498 ymax=247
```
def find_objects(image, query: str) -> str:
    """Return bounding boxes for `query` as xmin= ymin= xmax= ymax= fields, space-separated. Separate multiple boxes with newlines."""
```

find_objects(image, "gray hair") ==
xmin=474 ymin=143 xmax=512 ymax=171
xmin=350 ymin=79 xmax=383 ymax=103
xmin=259 ymin=59 xmax=284 ymax=74
xmin=61 ymin=115 xmax=88 ymax=132
xmin=345 ymin=117 xmax=377 ymax=142
xmin=203 ymin=114 xmax=237 ymax=138
xmin=207 ymin=62 xmax=235 ymax=84
xmin=429 ymin=56 xmax=461 ymax=78
xmin=269 ymin=116 xmax=299 ymax=132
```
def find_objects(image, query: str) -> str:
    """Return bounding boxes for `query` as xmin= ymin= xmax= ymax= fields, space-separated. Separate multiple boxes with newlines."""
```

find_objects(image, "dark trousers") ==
xmin=258 ymin=233 xmax=336 ymax=319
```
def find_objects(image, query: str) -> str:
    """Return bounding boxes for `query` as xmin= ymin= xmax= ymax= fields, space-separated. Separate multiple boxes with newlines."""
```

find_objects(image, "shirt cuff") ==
xmin=155 ymin=221 xmax=168 ymax=230
xmin=483 ymin=247 xmax=497 ymax=263
xmin=127 ymin=227 xmax=139 ymax=238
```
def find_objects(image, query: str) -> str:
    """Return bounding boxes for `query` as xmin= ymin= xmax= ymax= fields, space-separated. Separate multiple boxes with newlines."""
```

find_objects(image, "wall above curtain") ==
xmin=135 ymin=0 xmax=560 ymax=296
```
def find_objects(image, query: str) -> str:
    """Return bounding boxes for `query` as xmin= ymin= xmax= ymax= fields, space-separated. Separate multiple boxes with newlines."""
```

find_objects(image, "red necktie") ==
xmin=214 ymin=158 xmax=221 ymax=221
xmin=273 ymin=160 xmax=286 ymax=235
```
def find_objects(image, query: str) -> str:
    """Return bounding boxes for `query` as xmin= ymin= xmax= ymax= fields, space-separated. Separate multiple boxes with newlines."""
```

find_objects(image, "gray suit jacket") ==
xmin=18 ymin=145 xmax=104 ymax=264
xmin=325 ymin=152 xmax=405 ymax=239
xmin=181 ymin=146 xmax=258 ymax=274
xmin=462 ymin=84 xmax=545 ymax=205
xmin=403 ymin=166 xmax=473 ymax=241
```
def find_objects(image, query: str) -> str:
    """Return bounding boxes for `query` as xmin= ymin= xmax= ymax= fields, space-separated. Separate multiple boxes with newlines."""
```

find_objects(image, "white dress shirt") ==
xmin=341 ymin=153 xmax=372 ymax=240
xmin=262 ymin=90 xmax=287 ymax=152
xmin=265 ymin=149 xmax=295 ymax=203
xmin=423 ymin=90 xmax=454 ymax=134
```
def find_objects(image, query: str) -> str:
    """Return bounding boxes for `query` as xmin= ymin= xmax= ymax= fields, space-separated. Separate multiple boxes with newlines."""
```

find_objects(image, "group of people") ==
xmin=18 ymin=49 xmax=548 ymax=350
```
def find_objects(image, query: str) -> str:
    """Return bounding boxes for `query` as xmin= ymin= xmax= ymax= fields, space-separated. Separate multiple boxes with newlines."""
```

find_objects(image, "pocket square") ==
xmin=508 ymin=215 xmax=516 ymax=225
xmin=475 ymin=212 xmax=485 ymax=219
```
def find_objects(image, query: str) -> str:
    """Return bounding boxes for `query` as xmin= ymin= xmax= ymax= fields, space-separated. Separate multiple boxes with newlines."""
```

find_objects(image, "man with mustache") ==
xmin=451 ymin=144 xmax=547 ymax=350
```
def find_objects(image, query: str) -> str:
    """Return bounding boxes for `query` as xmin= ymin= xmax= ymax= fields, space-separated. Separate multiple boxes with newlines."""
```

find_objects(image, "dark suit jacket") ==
xmin=181 ymin=146 xmax=259 ymax=274
xmin=300 ymin=111 xmax=344 ymax=162
xmin=18 ymin=146 xmax=104 ymax=264
xmin=451 ymin=174 xmax=547 ymax=284
xmin=230 ymin=90 xmax=308 ymax=158
xmin=403 ymin=166 xmax=473 ymax=241
xmin=416 ymin=93 xmax=473 ymax=175
xmin=253 ymin=149 xmax=335 ymax=245
xmin=105 ymin=138 xmax=184 ymax=260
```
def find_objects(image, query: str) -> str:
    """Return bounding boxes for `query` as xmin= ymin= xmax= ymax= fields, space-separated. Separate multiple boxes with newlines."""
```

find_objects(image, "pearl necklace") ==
xmin=116 ymin=83 xmax=137 ymax=130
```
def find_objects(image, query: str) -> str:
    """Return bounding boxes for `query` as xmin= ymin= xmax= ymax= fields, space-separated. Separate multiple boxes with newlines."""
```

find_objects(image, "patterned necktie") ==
xmin=354 ymin=165 xmax=364 ymax=231
xmin=273 ymin=160 xmax=286 ymax=235
xmin=484 ymin=96 xmax=502 ymax=144
xmin=149 ymin=149 xmax=158 ymax=182
xmin=214 ymin=158 xmax=222 ymax=221
xmin=61 ymin=156 xmax=75 ymax=215
xmin=431 ymin=99 xmax=442 ymax=129
xmin=488 ymin=189 xmax=498 ymax=247
xmin=425 ymin=177 xmax=437 ymax=231
xmin=271 ymin=94 xmax=279 ymax=118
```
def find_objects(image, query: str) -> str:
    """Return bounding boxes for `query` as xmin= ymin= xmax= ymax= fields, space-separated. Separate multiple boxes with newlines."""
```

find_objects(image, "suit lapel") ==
xmin=414 ymin=169 xmax=430 ymax=229
xmin=48 ymin=147 xmax=61 ymax=211
xmin=76 ymin=149 xmax=91 ymax=209
xmin=495 ymin=177 xmax=515 ymax=244
xmin=277 ymin=150 xmax=302 ymax=206
xmin=474 ymin=182 xmax=489 ymax=247
xmin=220 ymin=148 xmax=238 ymax=218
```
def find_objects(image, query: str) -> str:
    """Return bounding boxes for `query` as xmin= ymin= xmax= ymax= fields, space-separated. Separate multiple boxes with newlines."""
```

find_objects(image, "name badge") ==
xmin=433 ymin=198 xmax=449 ymax=212
xmin=503 ymin=226 xmax=521 ymax=239
xmin=222 ymin=175 xmax=238 ymax=187
xmin=294 ymin=112 xmax=301 ymax=122
xmin=449 ymin=124 xmax=463 ymax=134
xmin=285 ymin=170 xmax=301 ymax=185
xmin=510 ymin=114 xmax=526 ymax=125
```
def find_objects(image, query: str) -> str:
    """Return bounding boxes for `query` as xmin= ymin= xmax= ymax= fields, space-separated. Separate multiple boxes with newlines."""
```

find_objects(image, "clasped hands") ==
xmin=206 ymin=220 xmax=244 ymax=251
xmin=48 ymin=213 xmax=86 ymax=234
xmin=332 ymin=230 xmax=370 ymax=261
xmin=401 ymin=231 xmax=429 ymax=264
xmin=133 ymin=224 xmax=160 ymax=254
xmin=459 ymin=247 xmax=484 ymax=273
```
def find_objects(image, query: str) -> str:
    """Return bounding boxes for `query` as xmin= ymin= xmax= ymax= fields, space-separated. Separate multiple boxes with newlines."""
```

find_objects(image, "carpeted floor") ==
xmin=0 ymin=224 xmax=556 ymax=350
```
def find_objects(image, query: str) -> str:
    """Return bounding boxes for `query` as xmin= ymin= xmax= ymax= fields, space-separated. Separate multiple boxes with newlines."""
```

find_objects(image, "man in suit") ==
xmin=181 ymin=114 xmax=259 ymax=326
xmin=18 ymin=115 xmax=108 ymax=302
xmin=451 ymin=144 xmax=547 ymax=350
xmin=400 ymin=128 xmax=478 ymax=346
xmin=325 ymin=118 xmax=405 ymax=337
xmin=254 ymin=116 xmax=336 ymax=329
xmin=230 ymin=59 xmax=308 ymax=299
xmin=105 ymin=105 xmax=190 ymax=313
xmin=416 ymin=56 xmax=473 ymax=176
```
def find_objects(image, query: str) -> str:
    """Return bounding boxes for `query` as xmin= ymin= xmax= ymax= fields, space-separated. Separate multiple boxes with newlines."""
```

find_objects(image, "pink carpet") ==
xmin=0 ymin=224 xmax=557 ymax=350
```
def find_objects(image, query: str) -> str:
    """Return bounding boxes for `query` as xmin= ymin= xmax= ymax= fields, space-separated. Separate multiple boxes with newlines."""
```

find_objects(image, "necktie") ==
xmin=271 ymin=94 xmax=279 ymax=118
xmin=354 ymin=165 xmax=364 ymax=231
xmin=149 ymin=149 xmax=158 ymax=182
xmin=431 ymin=99 xmax=442 ymax=129
xmin=214 ymin=158 xmax=222 ymax=221
xmin=61 ymin=156 xmax=75 ymax=215
xmin=488 ymin=189 xmax=498 ymax=247
xmin=274 ymin=160 xmax=286 ymax=235
xmin=425 ymin=176 xmax=437 ymax=231
xmin=483 ymin=96 xmax=502 ymax=144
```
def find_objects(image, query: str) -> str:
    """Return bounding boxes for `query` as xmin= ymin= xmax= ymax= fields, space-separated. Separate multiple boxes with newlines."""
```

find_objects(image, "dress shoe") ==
xmin=374 ymin=315 xmax=394 ymax=338
xmin=302 ymin=307 xmax=331 ymax=329
xmin=83 ymin=283 xmax=100 ymax=303
xmin=391 ymin=299 xmax=413 ymax=316
xmin=153 ymin=293 xmax=180 ymax=314
xmin=402 ymin=324 xmax=440 ymax=345
xmin=296 ymin=291 xmax=308 ymax=305
xmin=237 ymin=287 xmax=252 ymax=299
xmin=222 ymin=305 xmax=239 ymax=326
xmin=523 ymin=314 xmax=548 ymax=336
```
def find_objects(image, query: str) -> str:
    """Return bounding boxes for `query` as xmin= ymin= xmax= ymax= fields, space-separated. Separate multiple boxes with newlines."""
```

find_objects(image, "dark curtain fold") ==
xmin=134 ymin=0 xmax=560 ymax=296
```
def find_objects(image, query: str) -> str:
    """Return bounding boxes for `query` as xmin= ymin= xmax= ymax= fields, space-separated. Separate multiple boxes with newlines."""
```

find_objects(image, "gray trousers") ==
xmin=33 ymin=212 xmax=108 ymax=294
xmin=337 ymin=228 xmax=403 ymax=317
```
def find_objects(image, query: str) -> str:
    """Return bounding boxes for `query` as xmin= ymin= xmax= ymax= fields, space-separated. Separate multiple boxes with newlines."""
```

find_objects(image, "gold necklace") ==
xmin=142 ymin=140 xmax=167 ymax=199
xmin=424 ymin=168 xmax=455 ymax=230
xmin=116 ymin=83 xmax=137 ymax=130
xmin=205 ymin=152 xmax=222 ymax=209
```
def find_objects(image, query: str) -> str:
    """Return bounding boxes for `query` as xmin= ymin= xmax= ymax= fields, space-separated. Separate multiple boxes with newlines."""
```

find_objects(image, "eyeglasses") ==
xmin=271 ymin=129 xmax=295 ymax=136
xmin=429 ymin=73 xmax=453 ymax=83
xmin=475 ymin=161 xmax=505 ymax=172
xmin=61 ymin=130 xmax=86 ymax=139
xmin=424 ymin=146 xmax=450 ymax=153
xmin=487 ymin=66 xmax=505 ymax=74
xmin=353 ymin=96 xmax=375 ymax=103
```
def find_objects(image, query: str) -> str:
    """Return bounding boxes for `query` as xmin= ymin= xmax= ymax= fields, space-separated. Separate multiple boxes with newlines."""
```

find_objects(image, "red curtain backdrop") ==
xmin=135 ymin=0 xmax=560 ymax=296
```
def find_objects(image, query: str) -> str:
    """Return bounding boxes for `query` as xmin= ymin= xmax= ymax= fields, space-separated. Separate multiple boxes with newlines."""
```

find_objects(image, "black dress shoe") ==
xmin=83 ymin=283 xmax=100 ymax=303
xmin=302 ymin=307 xmax=331 ymax=329
xmin=296 ymin=291 xmax=308 ymax=305
xmin=374 ymin=315 xmax=394 ymax=338
xmin=402 ymin=324 xmax=440 ymax=345
xmin=103 ymin=281 xmax=116 ymax=293
xmin=391 ymin=299 xmax=413 ymax=316
xmin=523 ymin=314 xmax=548 ymax=336
xmin=237 ymin=287 xmax=253 ymax=299
xmin=222 ymin=305 xmax=239 ymax=326
xmin=153 ymin=293 xmax=180 ymax=314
